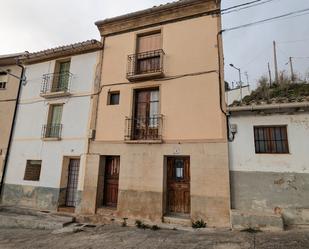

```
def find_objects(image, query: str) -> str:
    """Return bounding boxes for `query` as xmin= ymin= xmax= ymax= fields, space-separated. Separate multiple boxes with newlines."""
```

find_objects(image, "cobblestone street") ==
xmin=0 ymin=225 xmax=308 ymax=249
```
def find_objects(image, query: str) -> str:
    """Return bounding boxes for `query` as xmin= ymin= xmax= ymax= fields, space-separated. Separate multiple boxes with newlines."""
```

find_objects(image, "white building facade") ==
xmin=228 ymin=102 xmax=309 ymax=227
xmin=1 ymin=41 xmax=102 ymax=211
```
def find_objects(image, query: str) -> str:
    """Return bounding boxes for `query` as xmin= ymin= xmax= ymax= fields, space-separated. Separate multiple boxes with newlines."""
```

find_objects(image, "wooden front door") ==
xmin=167 ymin=157 xmax=190 ymax=214
xmin=103 ymin=156 xmax=120 ymax=207
xmin=65 ymin=159 xmax=80 ymax=207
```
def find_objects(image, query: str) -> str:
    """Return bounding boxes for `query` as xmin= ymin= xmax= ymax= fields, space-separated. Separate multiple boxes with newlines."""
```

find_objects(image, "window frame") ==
xmin=24 ymin=160 xmax=42 ymax=181
xmin=253 ymin=125 xmax=290 ymax=154
xmin=0 ymin=72 xmax=8 ymax=90
xmin=107 ymin=91 xmax=120 ymax=105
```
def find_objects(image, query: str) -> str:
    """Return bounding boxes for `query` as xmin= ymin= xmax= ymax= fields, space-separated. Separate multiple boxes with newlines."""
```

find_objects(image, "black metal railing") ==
xmin=42 ymin=124 xmax=62 ymax=139
xmin=125 ymin=115 xmax=163 ymax=141
xmin=41 ymin=72 xmax=72 ymax=94
xmin=127 ymin=49 xmax=165 ymax=78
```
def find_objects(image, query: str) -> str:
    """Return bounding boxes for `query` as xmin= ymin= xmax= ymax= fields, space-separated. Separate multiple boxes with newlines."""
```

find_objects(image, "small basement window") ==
xmin=254 ymin=126 xmax=289 ymax=154
xmin=108 ymin=91 xmax=120 ymax=105
xmin=24 ymin=160 xmax=42 ymax=181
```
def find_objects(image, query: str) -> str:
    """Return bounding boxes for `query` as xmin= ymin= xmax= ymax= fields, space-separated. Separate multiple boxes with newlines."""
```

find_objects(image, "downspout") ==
xmin=86 ymin=37 xmax=105 ymax=154
xmin=0 ymin=64 xmax=25 ymax=198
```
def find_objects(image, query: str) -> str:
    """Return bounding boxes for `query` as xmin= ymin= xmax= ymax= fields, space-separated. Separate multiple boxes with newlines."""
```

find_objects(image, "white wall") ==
xmin=229 ymin=113 xmax=309 ymax=174
xmin=226 ymin=86 xmax=250 ymax=106
xmin=5 ymin=52 xmax=98 ymax=188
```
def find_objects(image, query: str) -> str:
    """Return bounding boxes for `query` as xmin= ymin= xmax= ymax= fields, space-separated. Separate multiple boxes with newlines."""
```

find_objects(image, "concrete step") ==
xmin=231 ymin=209 xmax=284 ymax=231
xmin=0 ymin=206 xmax=75 ymax=230
xmin=163 ymin=215 xmax=191 ymax=227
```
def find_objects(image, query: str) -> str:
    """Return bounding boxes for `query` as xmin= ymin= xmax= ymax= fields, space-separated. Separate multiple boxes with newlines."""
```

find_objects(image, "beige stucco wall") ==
xmin=0 ymin=65 xmax=21 ymax=177
xmin=95 ymin=15 xmax=226 ymax=141
xmin=81 ymin=12 xmax=230 ymax=227
xmin=82 ymin=142 xmax=230 ymax=227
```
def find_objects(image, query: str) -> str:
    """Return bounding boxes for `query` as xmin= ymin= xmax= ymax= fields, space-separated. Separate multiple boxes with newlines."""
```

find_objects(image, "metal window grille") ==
xmin=254 ymin=126 xmax=289 ymax=154
xmin=65 ymin=159 xmax=80 ymax=207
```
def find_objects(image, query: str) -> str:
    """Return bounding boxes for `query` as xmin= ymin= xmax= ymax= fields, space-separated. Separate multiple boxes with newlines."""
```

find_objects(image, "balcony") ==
xmin=127 ymin=49 xmax=165 ymax=81
xmin=40 ymin=72 xmax=72 ymax=98
xmin=125 ymin=115 xmax=163 ymax=143
xmin=42 ymin=124 xmax=62 ymax=140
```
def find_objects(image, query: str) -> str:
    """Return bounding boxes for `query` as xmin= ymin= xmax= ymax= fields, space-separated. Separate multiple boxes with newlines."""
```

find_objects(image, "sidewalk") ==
xmin=0 ymin=224 xmax=308 ymax=249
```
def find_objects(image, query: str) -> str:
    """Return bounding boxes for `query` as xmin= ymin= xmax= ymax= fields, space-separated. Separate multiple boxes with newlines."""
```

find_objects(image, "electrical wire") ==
xmin=221 ymin=0 xmax=275 ymax=13
xmin=278 ymin=38 xmax=309 ymax=44
xmin=223 ymin=7 xmax=309 ymax=33
xmin=222 ymin=0 xmax=279 ymax=15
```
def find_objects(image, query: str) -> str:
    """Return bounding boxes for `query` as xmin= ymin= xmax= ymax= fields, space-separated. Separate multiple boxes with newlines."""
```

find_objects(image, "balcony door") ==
xmin=133 ymin=88 xmax=159 ymax=140
xmin=136 ymin=32 xmax=161 ymax=74
xmin=53 ymin=60 xmax=70 ymax=92
xmin=47 ymin=104 xmax=63 ymax=138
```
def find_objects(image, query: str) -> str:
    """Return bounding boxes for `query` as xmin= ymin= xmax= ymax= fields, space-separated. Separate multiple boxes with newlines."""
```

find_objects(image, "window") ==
xmin=132 ymin=88 xmax=160 ymax=140
xmin=0 ymin=72 xmax=8 ymax=90
xmin=136 ymin=31 xmax=162 ymax=74
xmin=44 ymin=104 xmax=63 ymax=138
xmin=175 ymin=159 xmax=184 ymax=180
xmin=24 ymin=160 xmax=42 ymax=181
xmin=254 ymin=126 xmax=289 ymax=154
xmin=108 ymin=92 xmax=120 ymax=105
xmin=52 ymin=60 xmax=71 ymax=92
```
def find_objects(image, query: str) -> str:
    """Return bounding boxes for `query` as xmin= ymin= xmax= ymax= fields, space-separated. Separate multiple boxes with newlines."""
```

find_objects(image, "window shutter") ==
xmin=137 ymin=32 xmax=161 ymax=53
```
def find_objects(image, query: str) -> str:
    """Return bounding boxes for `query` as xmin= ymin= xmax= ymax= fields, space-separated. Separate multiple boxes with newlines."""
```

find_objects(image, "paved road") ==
xmin=0 ymin=225 xmax=308 ymax=249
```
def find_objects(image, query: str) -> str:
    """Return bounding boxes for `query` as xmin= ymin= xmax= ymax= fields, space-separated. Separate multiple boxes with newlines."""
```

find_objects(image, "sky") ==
xmin=1 ymin=0 xmax=309 ymax=88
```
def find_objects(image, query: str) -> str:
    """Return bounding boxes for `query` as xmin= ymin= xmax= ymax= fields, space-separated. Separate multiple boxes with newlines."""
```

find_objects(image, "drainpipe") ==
xmin=86 ymin=37 xmax=105 ymax=154
xmin=0 ymin=64 xmax=25 ymax=198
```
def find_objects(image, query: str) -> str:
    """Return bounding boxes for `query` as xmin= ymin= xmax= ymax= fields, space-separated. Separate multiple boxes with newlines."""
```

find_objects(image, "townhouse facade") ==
xmin=0 ymin=54 xmax=23 ymax=182
xmin=1 ymin=41 xmax=103 ymax=211
xmin=228 ymin=98 xmax=309 ymax=227
xmin=78 ymin=0 xmax=231 ymax=227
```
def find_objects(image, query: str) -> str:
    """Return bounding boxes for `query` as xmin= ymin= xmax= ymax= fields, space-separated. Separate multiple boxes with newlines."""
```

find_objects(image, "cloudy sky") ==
xmin=1 ymin=0 xmax=309 ymax=87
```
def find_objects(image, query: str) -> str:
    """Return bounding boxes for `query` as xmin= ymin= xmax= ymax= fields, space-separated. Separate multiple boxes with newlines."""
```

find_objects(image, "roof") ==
xmin=95 ymin=0 xmax=220 ymax=36
xmin=0 ymin=52 xmax=27 ymax=66
xmin=228 ymin=83 xmax=309 ymax=113
xmin=19 ymin=40 xmax=103 ymax=64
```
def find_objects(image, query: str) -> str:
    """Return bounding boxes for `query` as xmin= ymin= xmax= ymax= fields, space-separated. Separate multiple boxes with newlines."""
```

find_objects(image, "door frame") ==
xmin=163 ymin=156 xmax=191 ymax=217
xmin=58 ymin=156 xmax=80 ymax=212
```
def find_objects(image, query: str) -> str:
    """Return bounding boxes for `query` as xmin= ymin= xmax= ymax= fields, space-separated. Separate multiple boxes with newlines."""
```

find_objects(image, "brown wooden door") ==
xmin=103 ymin=156 xmax=120 ymax=207
xmin=167 ymin=157 xmax=190 ymax=214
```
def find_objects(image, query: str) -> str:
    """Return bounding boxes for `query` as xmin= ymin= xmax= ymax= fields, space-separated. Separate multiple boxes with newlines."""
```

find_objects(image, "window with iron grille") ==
xmin=24 ymin=160 xmax=42 ymax=181
xmin=0 ymin=72 xmax=8 ymax=90
xmin=136 ymin=31 xmax=161 ymax=74
xmin=254 ymin=126 xmax=289 ymax=154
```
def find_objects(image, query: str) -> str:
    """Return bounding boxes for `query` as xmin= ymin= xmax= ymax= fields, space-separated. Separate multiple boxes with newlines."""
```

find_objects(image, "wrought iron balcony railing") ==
xmin=127 ymin=49 xmax=165 ymax=80
xmin=41 ymin=72 xmax=72 ymax=95
xmin=42 ymin=124 xmax=62 ymax=139
xmin=125 ymin=115 xmax=163 ymax=141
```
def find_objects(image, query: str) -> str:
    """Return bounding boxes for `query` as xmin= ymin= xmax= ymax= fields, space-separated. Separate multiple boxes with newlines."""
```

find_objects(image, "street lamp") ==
xmin=229 ymin=63 xmax=243 ymax=102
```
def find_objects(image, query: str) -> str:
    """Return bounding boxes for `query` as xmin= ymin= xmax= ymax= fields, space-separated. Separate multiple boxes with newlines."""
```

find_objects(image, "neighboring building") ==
xmin=225 ymin=85 xmax=251 ymax=106
xmin=1 ymin=40 xmax=103 ymax=211
xmin=0 ymin=54 xmax=24 ymax=181
xmin=228 ymin=95 xmax=309 ymax=228
xmin=79 ymin=0 xmax=230 ymax=227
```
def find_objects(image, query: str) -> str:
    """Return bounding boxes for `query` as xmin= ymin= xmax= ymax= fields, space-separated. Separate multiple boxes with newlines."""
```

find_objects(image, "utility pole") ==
xmin=245 ymin=71 xmax=249 ymax=85
xmin=289 ymin=57 xmax=295 ymax=83
xmin=268 ymin=62 xmax=272 ymax=86
xmin=273 ymin=41 xmax=279 ymax=84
